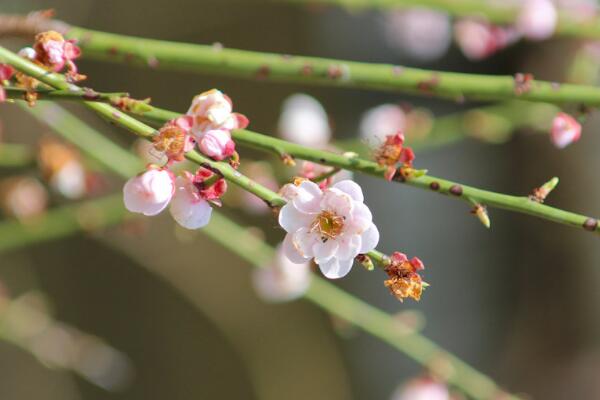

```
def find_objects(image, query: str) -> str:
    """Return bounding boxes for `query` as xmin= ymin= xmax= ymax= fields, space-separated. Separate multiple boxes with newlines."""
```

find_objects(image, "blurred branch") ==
xmin=281 ymin=0 xmax=600 ymax=40
xmin=1 ymin=14 xmax=600 ymax=105
xmin=0 ymin=143 xmax=34 ymax=168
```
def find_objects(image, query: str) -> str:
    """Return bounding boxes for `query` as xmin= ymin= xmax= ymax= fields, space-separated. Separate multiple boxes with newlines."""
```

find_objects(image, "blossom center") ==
xmin=311 ymin=210 xmax=344 ymax=241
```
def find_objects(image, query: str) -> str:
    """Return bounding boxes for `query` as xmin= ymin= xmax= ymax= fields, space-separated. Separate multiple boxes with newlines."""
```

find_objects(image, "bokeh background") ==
xmin=1 ymin=1 xmax=600 ymax=399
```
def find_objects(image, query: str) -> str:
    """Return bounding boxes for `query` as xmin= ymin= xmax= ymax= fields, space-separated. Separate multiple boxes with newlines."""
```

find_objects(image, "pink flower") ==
xmin=278 ymin=180 xmax=379 ymax=279
xmin=359 ymin=104 xmax=406 ymax=147
xmin=516 ymin=0 xmax=557 ymax=40
xmin=197 ymin=129 xmax=236 ymax=160
xmin=454 ymin=19 xmax=520 ymax=61
xmin=550 ymin=112 xmax=582 ymax=149
xmin=252 ymin=245 xmax=312 ymax=302
xmin=33 ymin=31 xmax=83 ymax=79
xmin=169 ymin=168 xmax=226 ymax=229
xmin=392 ymin=378 xmax=449 ymax=400
xmin=0 ymin=63 xmax=15 ymax=103
xmin=278 ymin=94 xmax=331 ymax=147
xmin=123 ymin=168 xmax=175 ymax=216
xmin=186 ymin=89 xmax=248 ymax=137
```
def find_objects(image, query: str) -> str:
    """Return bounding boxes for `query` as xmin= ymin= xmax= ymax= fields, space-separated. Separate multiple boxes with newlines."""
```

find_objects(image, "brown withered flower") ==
xmin=374 ymin=133 xmax=415 ymax=181
xmin=384 ymin=252 xmax=426 ymax=302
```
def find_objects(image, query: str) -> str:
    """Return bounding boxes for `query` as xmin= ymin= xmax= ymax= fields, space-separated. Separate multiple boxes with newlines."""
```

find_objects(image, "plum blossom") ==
xmin=33 ymin=31 xmax=84 ymax=80
xmin=383 ymin=9 xmax=452 ymax=62
xmin=550 ymin=112 xmax=582 ymax=148
xmin=278 ymin=94 xmax=331 ymax=148
xmin=169 ymin=168 xmax=226 ymax=229
xmin=197 ymin=129 xmax=236 ymax=161
xmin=123 ymin=168 xmax=175 ymax=216
xmin=454 ymin=19 xmax=520 ymax=61
xmin=516 ymin=0 xmax=557 ymax=40
xmin=278 ymin=180 xmax=379 ymax=279
xmin=391 ymin=377 xmax=449 ymax=400
xmin=0 ymin=64 xmax=15 ymax=103
xmin=252 ymin=245 xmax=312 ymax=302
xmin=359 ymin=104 xmax=406 ymax=146
xmin=187 ymin=89 xmax=248 ymax=135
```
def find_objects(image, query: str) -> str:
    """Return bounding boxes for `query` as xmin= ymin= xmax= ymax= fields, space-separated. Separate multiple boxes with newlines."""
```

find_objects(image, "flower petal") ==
xmin=313 ymin=239 xmax=339 ymax=263
xmin=292 ymin=180 xmax=322 ymax=214
xmin=169 ymin=188 xmax=212 ymax=229
xmin=359 ymin=224 xmax=380 ymax=253
xmin=278 ymin=203 xmax=313 ymax=233
xmin=336 ymin=234 xmax=362 ymax=260
xmin=332 ymin=180 xmax=364 ymax=202
xmin=348 ymin=202 xmax=374 ymax=234
xmin=320 ymin=188 xmax=353 ymax=217
xmin=318 ymin=257 xmax=354 ymax=279
xmin=292 ymin=227 xmax=319 ymax=259
xmin=282 ymin=233 xmax=311 ymax=264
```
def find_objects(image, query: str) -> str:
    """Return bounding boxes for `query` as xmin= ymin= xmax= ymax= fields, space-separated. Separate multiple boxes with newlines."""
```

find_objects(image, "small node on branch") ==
xmin=356 ymin=254 xmax=374 ymax=271
xmin=514 ymin=72 xmax=534 ymax=95
xmin=529 ymin=177 xmax=559 ymax=203
xmin=470 ymin=202 xmax=491 ymax=228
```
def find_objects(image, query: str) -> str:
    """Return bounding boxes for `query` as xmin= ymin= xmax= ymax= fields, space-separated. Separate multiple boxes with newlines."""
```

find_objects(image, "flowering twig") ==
xmin=130 ymin=105 xmax=600 ymax=236
xmin=1 ymin=15 xmax=599 ymax=105
xmin=8 ymin=100 xmax=519 ymax=400
xmin=282 ymin=0 xmax=600 ymax=40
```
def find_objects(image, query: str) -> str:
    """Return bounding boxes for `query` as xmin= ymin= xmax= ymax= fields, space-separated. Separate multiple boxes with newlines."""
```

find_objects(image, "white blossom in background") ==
xmin=383 ymin=8 xmax=451 ymax=62
xmin=516 ymin=0 xmax=557 ymax=40
xmin=252 ymin=245 xmax=312 ymax=302
xmin=49 ymin=160 xmax=86 ymax=199
xmin=0 ymin=177 xmax=48 ymax=220
xmin=278 ymin=93 xmax=331 ymax=148
xmin=359 ymin=104 xmax=406 ymax=147
xmin=391 ymin=378 xmax=450 ymax=400
xmin=279 ymin=180 xmax=379 ymax=279
xmin=454 ymin=19 xmax=521 ymax=61
xmin=550 ymin=112 xmax=582 ymax=148
xmin=123 ymin=168 xmax=175 ymax=216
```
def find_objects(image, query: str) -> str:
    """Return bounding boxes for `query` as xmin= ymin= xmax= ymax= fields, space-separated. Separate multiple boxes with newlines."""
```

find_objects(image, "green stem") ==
xmin=48 ymin=24 xmax=600 ymax=106
xmin=282 ymin=0 xmax=600 ymax=40
xmin=6 ymin=100 xmax=519 ymax=400
xmin=4 ymin=86 xmax=128 ymax=103
xmin=134 ymin=104 xmax=600 ymax=236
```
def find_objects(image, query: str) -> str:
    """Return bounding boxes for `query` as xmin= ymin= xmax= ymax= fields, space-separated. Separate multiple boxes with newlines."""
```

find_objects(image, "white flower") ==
xmin=186 ymin=89 xmax=248 ymax=138
xmin=18 ymin=47 xmax=37 ymax=60
xmin=278 ymin=94 xmax=331 ymax=148
xmin=252 ymin=245 xmax=312 ymax=302
xmin=123 ymin=169 xmax=174 ymax=216
xmin=516 ymin=0 xmax=557 ymax=40
xmin=550 ymin=112 xmax=582 ymax=149
xmin=50 ymin=160 xmax=86 ymax=199
xmin=169 ymin=174 xmax=213 ymax=229
xmin=278 ymin=180 xmax=379 ymax=279
xmin=383 ymin=8 xmax=451 ymax=62
xmin=453 ymin=19 xmax=520 ymax=61
xmin=359 ymin=104 xmax=406 ymax=146
xmin=391 ymin=378 xmax=449 ymax=400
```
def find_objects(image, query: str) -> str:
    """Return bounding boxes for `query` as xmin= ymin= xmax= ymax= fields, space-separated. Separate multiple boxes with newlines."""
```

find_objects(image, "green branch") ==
xmin=282 ymin=0 xmax=600 ymax=40
xmin=4 ymin=86 xmax=128 ymax=103
xmin=8 ymin=100 xmax=518 ymax=400
xmin=0 ymin=143 xmax=34 ymax=168
xmin=132 ymin=104 xmax=600 ymax=236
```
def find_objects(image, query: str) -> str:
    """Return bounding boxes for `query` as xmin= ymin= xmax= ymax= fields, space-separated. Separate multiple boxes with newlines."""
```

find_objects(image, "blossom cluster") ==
xmin=123 ymin=89 xmax=246 ymax=229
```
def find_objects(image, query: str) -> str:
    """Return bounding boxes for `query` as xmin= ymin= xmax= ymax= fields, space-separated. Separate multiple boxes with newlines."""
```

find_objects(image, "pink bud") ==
xmin=197 ymin=129 xmax=236 ymax=160
xmin=392 ymin=378 xmax=449 ymax=400
xmin=516 ymin=0 xmax=557 ymax=40
xmin=0 ymin=64 xmax=14 ymax=81
xmin=551 ymin=112 xmax=582 ymax=149
xmin=123 ymin=169 xmax=174 ymax=216
xmin=454 ymin=20 xmax=519 ymax=60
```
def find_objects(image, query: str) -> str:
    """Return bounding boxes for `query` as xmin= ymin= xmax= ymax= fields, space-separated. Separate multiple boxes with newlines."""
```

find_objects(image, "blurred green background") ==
xmin=1 ymin=1 xmax=600 ymax=399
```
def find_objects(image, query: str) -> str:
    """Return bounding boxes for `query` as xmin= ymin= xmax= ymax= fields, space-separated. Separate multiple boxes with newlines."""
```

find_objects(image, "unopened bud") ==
xmin=470 ymin=203 xmax=491 ymax=228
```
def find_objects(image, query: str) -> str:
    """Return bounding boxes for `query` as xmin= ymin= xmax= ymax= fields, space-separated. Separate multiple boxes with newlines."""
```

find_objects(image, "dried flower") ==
xmin=252 ymin=245 xmax=312 ymax=302
xmin=278 ymin=93 xmax=331 ymax=148
xmin=550 ymin=112 xmax=582 ymax=148
xmin=278 ymin=180 xmax=379 ymax=279
xmin=33 ymin=31 xmax=84 ymax=81
xmin=374 ymin=133 xmax=415 ymax=181
xmin=384 ymin=252 xmax=426 ymax=302
xmin=153 ymin=116 xmax=195 ymax=163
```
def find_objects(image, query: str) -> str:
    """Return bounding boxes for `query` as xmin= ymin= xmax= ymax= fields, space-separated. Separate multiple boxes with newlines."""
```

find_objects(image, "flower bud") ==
xmin=516 ymin=0 xmax=557 ymax=40
xmin=197 ymin=129 xmax=236 ymax=160
xmin=123 ymin=168 xmax=174 ymax=216
xmin=550 ymin=112 xmax=582 ymax=149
